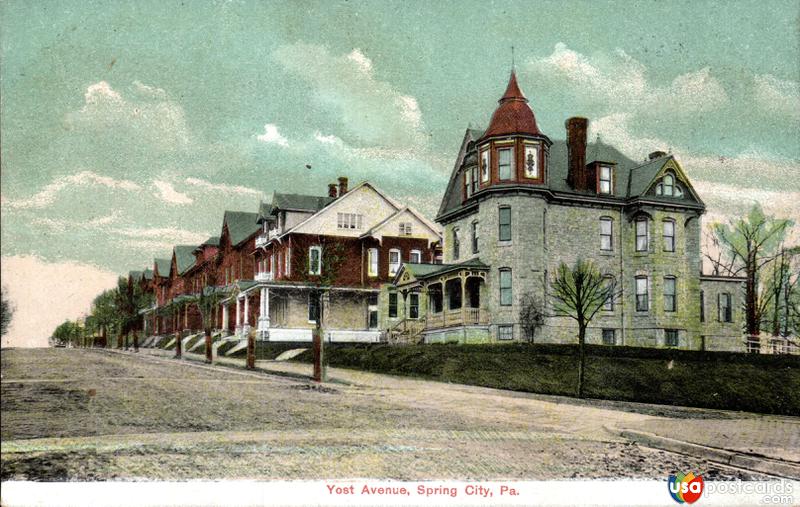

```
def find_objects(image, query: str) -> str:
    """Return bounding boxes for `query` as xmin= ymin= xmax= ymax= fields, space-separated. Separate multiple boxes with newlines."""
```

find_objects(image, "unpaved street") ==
xmin=0 ymin=348 xmax=777 ymax=481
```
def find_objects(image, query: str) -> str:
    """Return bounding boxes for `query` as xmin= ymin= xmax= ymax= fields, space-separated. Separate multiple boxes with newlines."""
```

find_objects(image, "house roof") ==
xmin=360 ymin=206 xmax=442 ymax=240
xmin=173 ymin=245 xmax=197 ymax=275
xmin=154 ymin=258 xmax=171 ymax=277
xmin=223 ymin=211 xmax=261 ymax=246
xmin=194 ymin=236 xmax=220 ymax=253
xmin=628 ymin=155 xmax=672 ymax=197
xmin=271 ymin=192 xmax=334 ymax=212
xmin=128 ymin=270 xmax=143 ymax=282
xmin=142 ymin=268 xmax=154 ymax=281
xmin=399 ymin=259 xmax=490 ymax=283
xmin=479 ymin=71 xmax=541 ymax=141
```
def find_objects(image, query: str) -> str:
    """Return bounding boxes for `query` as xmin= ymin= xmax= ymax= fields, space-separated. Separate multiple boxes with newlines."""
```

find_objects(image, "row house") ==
xmin=392 ymin=71 xmax=747 ymax=351
xmin=241 ymin=177 xmax=442 ymax=342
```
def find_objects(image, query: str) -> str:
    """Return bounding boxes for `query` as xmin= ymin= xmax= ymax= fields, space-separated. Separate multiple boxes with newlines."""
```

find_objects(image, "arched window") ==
xmin=663 ymin=174 xmax=674 ymax=195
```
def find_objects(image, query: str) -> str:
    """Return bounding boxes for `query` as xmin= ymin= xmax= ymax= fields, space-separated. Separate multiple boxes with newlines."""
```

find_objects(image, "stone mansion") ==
xmin=390 ymin=71 xmax=744 ymax=351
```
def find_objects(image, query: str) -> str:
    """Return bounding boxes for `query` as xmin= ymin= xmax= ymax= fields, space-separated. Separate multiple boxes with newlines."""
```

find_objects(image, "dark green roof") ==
xmin=404 ymin=259 xmax=489 ymax=281
xmin=142 ymin=269 xmax=154 ymax=281
xmin=257 ymin=201 xmax=274 ymax=223
xmin=173 ymin=245 xmax=197 ymax=275
xmin=271 ymin=192 xmax=333 ymax=213
xmin=437 ymin=130 xmax=703 ymax=220
xmin=203 ymin=236 xmax=220 ymax=246
xmin=128 ymin=270 xmax=143 ymax=282
xmin=154 ymin=258 xmax=171 ymax=277
xmin=223 ymin=211 xmax=261 ymax=246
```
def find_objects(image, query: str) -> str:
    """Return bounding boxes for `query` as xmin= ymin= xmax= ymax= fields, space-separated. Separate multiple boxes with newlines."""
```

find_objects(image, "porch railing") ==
xmin=425 ymin=307 xmax=488 ymax=329
xmin=255 ymin=234 xmax=269 ymax=248
xmin=255 ymin=271 xmax=273 ymax=282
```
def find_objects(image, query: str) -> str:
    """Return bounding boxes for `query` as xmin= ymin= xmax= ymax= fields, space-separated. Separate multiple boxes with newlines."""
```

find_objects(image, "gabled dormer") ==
xmin=462 ymin=71 xmax=551 ymax=203
xmin=631 ymin=153 xmax=703 ymax=206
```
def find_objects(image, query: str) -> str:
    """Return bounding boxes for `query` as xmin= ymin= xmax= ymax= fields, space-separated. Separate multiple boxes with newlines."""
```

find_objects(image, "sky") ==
xmin=1 ymin=0 xmax=799 ymax=347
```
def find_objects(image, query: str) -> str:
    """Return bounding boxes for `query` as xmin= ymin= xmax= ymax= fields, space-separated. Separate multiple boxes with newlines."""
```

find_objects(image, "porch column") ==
xmin=460 ymin=274 xmax=467 ymax=324
xmin=235 ymin=297 xmax=241 ymax=334
xmin=243 ymin=294 xmax=250 ymax=337
xmin=184 ymin=305 xmax=189 ymax=330
xmin=441 ymin=277 xmax=447 ymax=326
xmin=258 ymin=287 xmax=270 ymax=339
xmin=222 ymin=303 xmax=229 ymax=333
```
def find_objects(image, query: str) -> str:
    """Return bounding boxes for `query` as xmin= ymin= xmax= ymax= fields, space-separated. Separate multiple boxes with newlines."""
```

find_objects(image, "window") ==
xmin=499 ymin=206 xmax=512 ymax=242
xmin=663 ymin=174 xmax=674 ymax=196
xmin=308 ymin=292 xmax=320 ymax=323
xmin=471 ymin=166 xmax=479 ymax=194
xmin=635 ymin=218 xmax=649 ymax=252
xmin=719 ymin=293 xmax=732 ymax=322
xmin=388 ymin=293 xmax=398 ymax=318
xmin=700 ymin=290 xmax=705 ymax=322
xmin=388 ymin=249 xmax=401 ymax=276
xmin=452 ymin=228 xmax=460 ymax=259
xmin=524 ymin=144 xmax=539 ymax=178
xmin=599 ymin=165 xmax=613 ymax=194
xmin=665 ymin=329 xmax=679 ymax=347
xmin=664 ymin=277 xmax=676 ymax=312
xmin=499 ymin=269 xmax=512 ymax=306
xmin=410 ymin=250 xmax=422 ymax=263
xmin=337 ymin=213 xmax=363 ymax=230
xmin=464 ymin=169 xmax=472 ymax=199
xmin=398 ymin=222 xmax=412 ymax=236
xmin=480 ymin=150 xmax=490 ymax=182
xmin=600 ymin=218 xmax=613 ymax=251
xmin=498 ymin=147 xmax=513 ymax=180
xmin=663 ymin=220 xmax=675 ymax=252
xmin=471 ymin=221 xmax=479 ymax=254
xmin=498 ymin=325 xmax=513 ymax=340
xmin=368 ymin=293 xmax=378 ymax=329
xmin=635 ymin=276 xmax=649 ymax=311
xmin=409 ymin=293 xmax=419 ymax=319
xmin=368 ymin=248 xmax=379 ymax=277
xmin=603 ymin=276 xmax=615 ymax=311
xmin=602 ymin=329 xmax=616 ymax=345
xmin=308 ymin=246 xmax=322 ymax=275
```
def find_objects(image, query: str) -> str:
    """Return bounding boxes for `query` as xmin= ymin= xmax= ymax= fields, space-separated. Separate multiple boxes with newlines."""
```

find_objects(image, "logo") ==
xmin=668 ymin=472 xmax=704 ymax=504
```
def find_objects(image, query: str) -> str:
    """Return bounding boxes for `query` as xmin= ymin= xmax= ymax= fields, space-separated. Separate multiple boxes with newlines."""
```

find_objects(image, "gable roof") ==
xmin=628 ymin=155 xmax=671 ymax=197
xmin=128 ymin=270 xmax=143 ymax=282
xmin=154 ymin=258 xmax=171 ymax=278
xmin=437 ymin=128 xmax=483 ymax=218
xmin=173 ymin=245 xmax=198 ymax=275
xmin=142 ymin=268 xmax=154 ymax=281
xmin=394 ymin=258 xmax=490 ymax=285
xmin=360 ymin=206 xmax=441 ymax=242
xmin=271 ymin=193 xmax=334 ymax=212
xmin=222 ymin=211 xmax=261 ymax=246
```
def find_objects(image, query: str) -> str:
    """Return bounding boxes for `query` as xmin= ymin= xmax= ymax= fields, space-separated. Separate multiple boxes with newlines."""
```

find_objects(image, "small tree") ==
xmin=550 ymin=259 xmax=618 ymax=398
xmin=1 ymin=286 xmax=14 ymax=338
xmin=519 ymin=293 xmax=545 ymax=342
xmin=192 ymin=279 xmax=226 ymax=364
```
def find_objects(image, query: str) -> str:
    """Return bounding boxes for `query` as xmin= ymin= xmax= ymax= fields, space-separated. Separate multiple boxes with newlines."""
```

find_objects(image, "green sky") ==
xmin=1 ymin=0 xmax=798 ymax=345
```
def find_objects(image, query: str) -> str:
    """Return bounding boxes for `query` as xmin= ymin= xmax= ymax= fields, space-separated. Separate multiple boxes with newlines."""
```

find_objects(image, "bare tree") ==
xmin=550 ymin=259 xmax=618 ymax=398
xmin=1 ymin=286 xmax=13 ymax=338
xmin=519 ymin=293 xmax=545 ymax=342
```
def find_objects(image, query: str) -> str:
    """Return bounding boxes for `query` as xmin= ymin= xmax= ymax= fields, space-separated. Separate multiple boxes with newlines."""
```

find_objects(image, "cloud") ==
xmin=152 ymin=180 xmax=193 ymax=205
xmin=255 ymin=123 xmax=289 ymax=147
xmin=272 ymin=43 xmax=428 ymax=150
xmin=527 ymin=43 xmax=728 ymax=117
xmin=1 ymin=171 xmax=141 ymax=210
xmin=1 ymin=255 xmax=118 ymax=348
xmin=589 ymin=113 xmax=671 ymax=160
xmin=65 ymin=80 xmax=190 ymax=148
xmin=33 ymin=212 xmax=121 ymax=232
xmin=314 ymin=131 xmax=342 ymax=145
xmin=184 ymin=177 xmax=265 ymax=197
xmin=753 ymin=74 xmax=800 ymax=121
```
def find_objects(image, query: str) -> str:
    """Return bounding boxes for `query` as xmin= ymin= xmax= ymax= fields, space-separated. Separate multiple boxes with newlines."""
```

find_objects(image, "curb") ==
xmin=606 ymin=425 xmax=800 ymax=480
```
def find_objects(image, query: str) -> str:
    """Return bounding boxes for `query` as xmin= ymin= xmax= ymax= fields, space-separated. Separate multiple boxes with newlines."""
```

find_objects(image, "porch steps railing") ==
xmin=388 ymin=318 xmax=426 ymax=345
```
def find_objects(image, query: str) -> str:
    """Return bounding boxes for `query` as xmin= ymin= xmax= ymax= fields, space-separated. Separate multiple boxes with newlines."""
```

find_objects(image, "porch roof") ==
xmin=394 ymin=259 xmax=489 ymax=285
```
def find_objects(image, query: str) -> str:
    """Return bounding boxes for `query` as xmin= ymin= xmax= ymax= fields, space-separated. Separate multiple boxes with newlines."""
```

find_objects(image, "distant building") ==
xmin=392 ymin=72 xmax=745 ymax=351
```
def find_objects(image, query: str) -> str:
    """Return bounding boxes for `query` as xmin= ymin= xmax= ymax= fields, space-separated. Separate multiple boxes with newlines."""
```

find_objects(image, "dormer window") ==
xmin=524 ymin=143 xmax=539 ymax=179
xmin=498 ymin=147 xmax=513 ymax=180
xmin=599 ymin=165 xmax=613 ymax=194
xmin=399 ymin=222 xmax=412 ymax=236
xmin=480 ymin=149 xmax=490 ymax=182
xmin=655 ymin=172 xmax=684 ymax=198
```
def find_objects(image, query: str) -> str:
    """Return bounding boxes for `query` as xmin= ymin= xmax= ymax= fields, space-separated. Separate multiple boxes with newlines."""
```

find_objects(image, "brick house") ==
xmin=246 ymin=177 xmax=442 ymax=342
xmin=393 ymin=71 xmax=746 ymax=351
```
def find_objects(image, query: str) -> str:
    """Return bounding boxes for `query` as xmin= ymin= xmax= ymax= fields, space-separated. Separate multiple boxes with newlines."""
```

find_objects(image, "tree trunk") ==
xmin=205 ymin=328 xmax=213 ymax=364
xmin=312 ymin=323 xmax=324 ymax=382
xmin=133 ymin=330 xmax=139 ymax=352
xmin=577 ymin=323 xmax=587 ymax=399
xmin=117 ymin=331 xmax=124 ymax=349
xmin=175 ymin=330 xmax=182 ymax=359
xmin=246 ymin=330 xmax=255 ymax=369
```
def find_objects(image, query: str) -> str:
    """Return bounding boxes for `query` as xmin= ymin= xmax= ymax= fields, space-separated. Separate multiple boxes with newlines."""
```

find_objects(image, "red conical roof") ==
xmin=480 ymin=71 xmax=541 ymax=140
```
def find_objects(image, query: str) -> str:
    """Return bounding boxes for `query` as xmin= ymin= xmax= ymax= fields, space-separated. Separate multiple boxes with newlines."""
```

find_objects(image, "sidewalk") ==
xmin=132 ymin=345 xmax=800 ymax=479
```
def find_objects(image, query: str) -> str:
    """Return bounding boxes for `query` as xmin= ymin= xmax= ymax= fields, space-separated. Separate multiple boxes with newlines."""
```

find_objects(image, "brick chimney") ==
xmin=649 ymin=150 xmax=667 ymax=160
xmin=566 ymin=117 xmax=588 ymax=191
xmin=338 ymin=176 xmax=349 ymax=196
xmin=328 ymin=184 xmax=338 ymax=198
